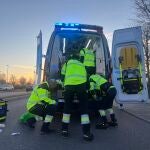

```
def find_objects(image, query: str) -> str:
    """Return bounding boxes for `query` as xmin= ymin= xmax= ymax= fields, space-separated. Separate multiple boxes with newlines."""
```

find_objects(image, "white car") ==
xmin=0 ymin=84 xmax=14 ymax=91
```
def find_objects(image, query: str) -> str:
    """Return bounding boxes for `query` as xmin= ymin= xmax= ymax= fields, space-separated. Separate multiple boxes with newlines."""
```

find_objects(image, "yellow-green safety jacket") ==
xmin=89 ymin=74 xmax=108 ymax=91
xmin=61 ymin=59 xmax=87 ymax=86
xmin=80 ymin=48 xmax=95 ymax=67
xmin=27 ymin=82 xmax=56 ymax=110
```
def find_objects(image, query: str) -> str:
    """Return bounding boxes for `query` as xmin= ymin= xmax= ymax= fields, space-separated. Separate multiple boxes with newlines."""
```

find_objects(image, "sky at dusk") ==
xmin=0 ymin=0 xmax=135 ymax=80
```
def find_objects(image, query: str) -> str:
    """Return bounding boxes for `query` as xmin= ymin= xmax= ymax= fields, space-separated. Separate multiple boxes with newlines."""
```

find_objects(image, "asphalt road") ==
xmin=0 ymin=90 xmax=29 ymax=98
xmin=0 ymin=95 xmax=150 ymax=150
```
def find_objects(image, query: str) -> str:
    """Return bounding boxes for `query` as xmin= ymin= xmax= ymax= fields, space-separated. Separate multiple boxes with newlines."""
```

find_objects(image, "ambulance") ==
xmin=35 ymin=23 xmax=149 ymax=106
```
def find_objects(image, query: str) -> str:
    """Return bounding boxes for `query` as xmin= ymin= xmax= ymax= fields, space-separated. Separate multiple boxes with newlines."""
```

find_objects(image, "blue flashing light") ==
xmin=70 ymin=23 xmax=75 ymax=27
xmin=65 ymin=23 xmax=69 ymax=26
xmin=55 ymin=23 xmax=63 ymax=26
xmin=55 ymin=22 xmax=80 ymax=28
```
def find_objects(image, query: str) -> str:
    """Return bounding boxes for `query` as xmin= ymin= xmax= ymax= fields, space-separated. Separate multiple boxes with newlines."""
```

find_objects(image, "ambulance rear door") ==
xmin=111 ymin=26 xmax=149 ymax=104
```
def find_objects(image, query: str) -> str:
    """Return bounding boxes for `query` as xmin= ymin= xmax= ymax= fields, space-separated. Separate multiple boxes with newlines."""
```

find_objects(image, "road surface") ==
xmin=0 ymin=95 xmax=150 ymax=150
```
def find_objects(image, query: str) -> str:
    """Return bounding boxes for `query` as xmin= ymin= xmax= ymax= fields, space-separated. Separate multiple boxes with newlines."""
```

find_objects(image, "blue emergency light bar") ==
xmin=55 ymin=22 xmax=103 ymax=33
xmin=55 ymin=23 xmax=79 ymax=27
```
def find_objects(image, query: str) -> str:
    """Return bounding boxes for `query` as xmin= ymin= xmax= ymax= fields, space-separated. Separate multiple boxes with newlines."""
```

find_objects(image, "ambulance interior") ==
xmin=48 ymin=32 xmax=106 ymax=79
xmin=116 ymin=45 xmax=143 ymax=94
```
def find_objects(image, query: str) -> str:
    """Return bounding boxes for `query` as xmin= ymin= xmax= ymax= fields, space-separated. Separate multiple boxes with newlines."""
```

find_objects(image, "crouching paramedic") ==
xmin=89 ymin=73 xmax=118 ymax=129
xmin=26 ymin=80 xmax=57 ymax=134
xmin=61 ymin=48 xmax=94 ymax=141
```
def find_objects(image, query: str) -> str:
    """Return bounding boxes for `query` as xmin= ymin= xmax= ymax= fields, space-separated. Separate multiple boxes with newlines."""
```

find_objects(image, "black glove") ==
xmin=41 ymin=100 xmax=49 ymax=107
xmin=100 ymin=82 xmax=111 ymax=93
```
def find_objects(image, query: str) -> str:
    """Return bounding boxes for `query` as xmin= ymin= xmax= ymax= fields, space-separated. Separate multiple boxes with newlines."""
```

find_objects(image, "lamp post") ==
xmin=6 ymin=65 xmax=9 ymax=83
xmin=0 ymin=71 xmax=1 ymax=82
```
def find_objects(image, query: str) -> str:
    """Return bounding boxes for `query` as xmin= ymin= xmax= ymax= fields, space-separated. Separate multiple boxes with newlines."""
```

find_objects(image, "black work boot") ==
xmin=62 ymin=123 xmax=69 ymax=137
xmin=108 ymin=114 xmax=118 ymax=127
xmin=82 ymin=124 xmax=94 ymax=141
xmin=40 ymin=122 xmax=52 ymax=134
xmin=27 ymin=117 xmax=36 ymax=128
xmin=83 ymin=132 xmax=94 ymax=141
xmin=95 ymin=116 xmax=108 ymax=129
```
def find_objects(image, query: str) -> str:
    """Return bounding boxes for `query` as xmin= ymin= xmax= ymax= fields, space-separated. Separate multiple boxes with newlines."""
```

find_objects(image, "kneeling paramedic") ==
xmin=26 ymin=80 xmax=57 ymax=134
xmin=89 ymin=73 xmax=118 ymax=129
xmin=61 ymin=48 xmax=94 ymax=141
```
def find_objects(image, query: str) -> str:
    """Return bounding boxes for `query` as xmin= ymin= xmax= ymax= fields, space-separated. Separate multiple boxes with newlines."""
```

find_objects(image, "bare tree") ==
xmin=143 ymin=24 xmax=150 ymax=80
xmin=134 ymin=0 xmax=150 ymax=23
xmin=0 ymin=73 xmax=6 ymax=84
xmin=9 ymin=74 xmax=17 ymax=86
xmin=134 ymin=0 xmax=150 ymax=83
xmin=19 ymin=76 xmax=26 ymax=86
xmin=26 ymin=78 xmax=33 ymax=85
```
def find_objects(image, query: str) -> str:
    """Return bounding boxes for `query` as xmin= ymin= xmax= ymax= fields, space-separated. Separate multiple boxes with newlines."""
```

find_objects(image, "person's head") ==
xmin=70 ymin=50 xmax=80 ymax=60
xmin=39 ymin=79 xmax=57 ymax=91
xmin=48 ymin=79 xmax=58 ymax=91
xmin=78 ymin=37 xmax=87 ymax=50
xmin=90 ymin=69 xmax=96 ymax=75
xmin=67 ymin=43 xmax=80 ymax=59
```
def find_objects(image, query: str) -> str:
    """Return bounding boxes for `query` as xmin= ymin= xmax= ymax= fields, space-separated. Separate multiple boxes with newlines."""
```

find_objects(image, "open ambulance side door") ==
xmin=112 ymin=26 xmax=149 ymax=104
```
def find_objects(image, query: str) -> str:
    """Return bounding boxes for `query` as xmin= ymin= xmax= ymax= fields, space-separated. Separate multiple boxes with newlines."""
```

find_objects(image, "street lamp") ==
xmin=6 ymin=65 xmax=9 ymax=83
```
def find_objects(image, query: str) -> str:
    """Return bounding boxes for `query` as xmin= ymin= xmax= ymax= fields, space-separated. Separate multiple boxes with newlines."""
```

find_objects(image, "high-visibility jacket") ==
xmin=61 ymin=59 xmax=87 ymax=86
xmin=27 ymin=82 xmax=56 ymax=110
xmin=89 ymin=74 xmax=108 ymax=91
xmin=80 ymin=48 xmax=95 ymax=67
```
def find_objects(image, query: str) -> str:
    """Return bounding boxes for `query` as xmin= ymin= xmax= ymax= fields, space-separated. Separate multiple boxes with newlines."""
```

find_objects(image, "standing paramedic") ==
xmin=61 ymin=45 xmax=94 ymax=141
xmin=80 ymin=39 xmax=96 ymax=76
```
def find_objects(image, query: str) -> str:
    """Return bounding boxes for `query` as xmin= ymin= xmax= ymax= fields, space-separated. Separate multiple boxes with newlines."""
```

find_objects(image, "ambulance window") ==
xmin=50 ymin=32 xmax=106 ymax=77
xmin=53 ymin=33 xmax=102 ymax=58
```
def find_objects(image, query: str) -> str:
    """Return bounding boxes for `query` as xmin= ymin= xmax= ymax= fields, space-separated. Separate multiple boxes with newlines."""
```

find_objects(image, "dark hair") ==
xmin=38 ymin=82 xmax=49 ymax=90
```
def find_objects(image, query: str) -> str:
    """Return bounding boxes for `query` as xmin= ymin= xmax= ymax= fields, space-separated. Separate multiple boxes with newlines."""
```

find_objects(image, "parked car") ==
xmin=26 ymin=86 xmax=33 ymax=92
xmin=0 ymin=84 xmax=14 ymax=91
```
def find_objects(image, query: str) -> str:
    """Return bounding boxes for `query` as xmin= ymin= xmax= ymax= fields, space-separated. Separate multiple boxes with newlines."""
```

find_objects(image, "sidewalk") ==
xmin=117 ymin=102 xmax=150 ymax=123
xmin=0 ymin=90 xmax=30 ymax=99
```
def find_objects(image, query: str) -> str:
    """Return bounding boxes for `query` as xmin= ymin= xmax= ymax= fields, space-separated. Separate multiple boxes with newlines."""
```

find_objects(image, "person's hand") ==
xmin=41 ymin=100 xmax=49 ymax=106
xmin=92 ymin=94 xmax=97 ymax=100
xmin=56 ymin=79 xmax=64 ymax=88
